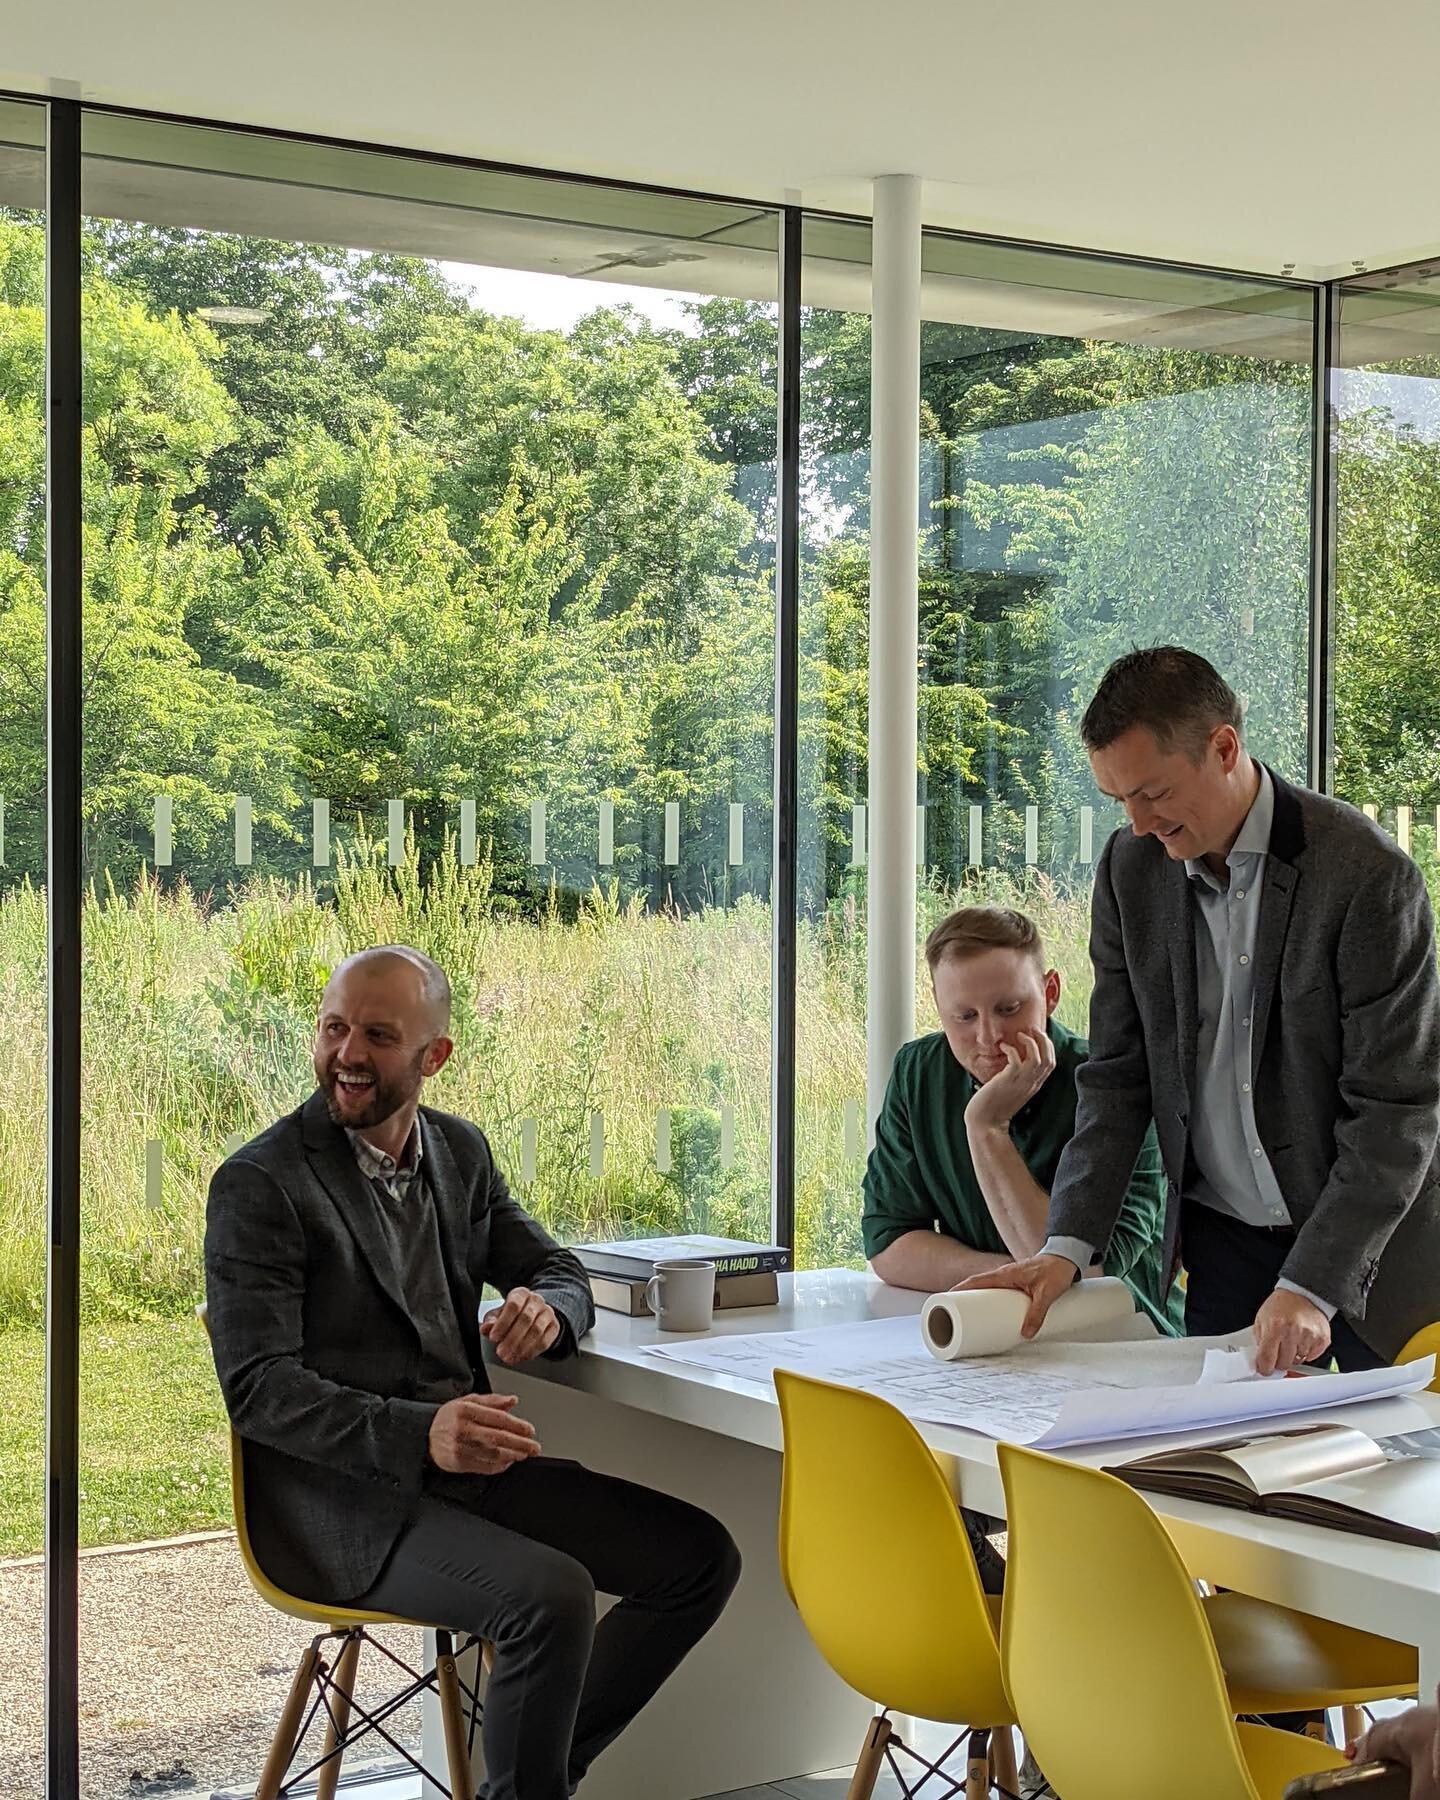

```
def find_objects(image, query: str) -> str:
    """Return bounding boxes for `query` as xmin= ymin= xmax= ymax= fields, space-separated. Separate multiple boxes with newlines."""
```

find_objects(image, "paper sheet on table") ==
xmin=1031 ymin=1355 xmax=1436 ymax=1449
xmin=1198 ymin=1342 xmax=1269 ymax=1384
xmin=641 ymin=1316 xmax=1437 ymax=1449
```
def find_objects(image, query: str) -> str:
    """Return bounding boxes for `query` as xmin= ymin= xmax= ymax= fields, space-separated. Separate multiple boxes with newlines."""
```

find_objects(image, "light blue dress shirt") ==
xmin=1045 ymin=764 xmax=1334 ymax=1318
xmin=1185 ymin=765 xmax=1286 ymax=1226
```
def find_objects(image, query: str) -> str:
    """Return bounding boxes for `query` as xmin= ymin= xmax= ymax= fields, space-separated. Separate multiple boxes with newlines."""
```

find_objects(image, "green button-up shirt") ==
xmin=861 ymin=1018 xmax=1184 ymax=1333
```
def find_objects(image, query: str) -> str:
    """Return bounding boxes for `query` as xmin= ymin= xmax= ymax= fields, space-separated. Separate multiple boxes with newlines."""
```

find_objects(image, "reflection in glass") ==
xmin=1334 ymin=267 xmax=1440 ymax=911
xmin=0 ymin=92 xmax=48 ymax=1800
xmin=71 ymin=112 xmax=776 ymax=1796
xmin=797 ymin=221 xmax=1314 ymax=1267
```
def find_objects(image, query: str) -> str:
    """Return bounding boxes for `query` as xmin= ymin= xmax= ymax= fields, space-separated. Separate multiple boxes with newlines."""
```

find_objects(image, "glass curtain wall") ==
xmin=16 ymin=84 xmax=1415 ymax=1800
xmin=1333 ymin=266 xmax=1440 ymax=908
xmin=796 ymin=222 xmax=1315 ymax=1266
xmin=64 ymin=110 xmax=778 ymax=1798
xmin=794 ymin=218 xmax=873 ymax=1267
xmin=0 ymin=91 xmax=48 ymax=1800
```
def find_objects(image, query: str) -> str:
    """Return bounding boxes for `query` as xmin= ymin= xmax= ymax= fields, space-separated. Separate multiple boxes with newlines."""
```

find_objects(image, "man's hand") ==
xmin=964 ymin=1030 xmax=1057 ymax=1132
xmin=427 ymin=1392 xmax=541 ymax=1475
xmin=479 ymin=1287 xmax=561 ymax=1367
xmin=954 ymin=1252 xmax=1078 ymax=1339
xmin=1252 ymin=1288 xmax=1331 ymax=1375
xmin=1353 ymin=1689 xmax=1440 ymax=1800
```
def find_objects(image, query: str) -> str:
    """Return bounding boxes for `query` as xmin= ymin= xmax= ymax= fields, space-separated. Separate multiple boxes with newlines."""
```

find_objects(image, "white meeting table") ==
xmin=452 ymin=1269 xmax=1440 ymax=1800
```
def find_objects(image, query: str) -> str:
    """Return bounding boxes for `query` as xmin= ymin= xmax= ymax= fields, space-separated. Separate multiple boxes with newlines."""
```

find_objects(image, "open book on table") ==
xmin=1104 ymin=1422 xmax=1440 ymax=1547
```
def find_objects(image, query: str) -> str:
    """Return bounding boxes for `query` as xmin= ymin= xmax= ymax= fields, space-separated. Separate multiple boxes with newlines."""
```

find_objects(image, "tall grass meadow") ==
xmin=0 ymin=846 xmax=1094 ymax=1326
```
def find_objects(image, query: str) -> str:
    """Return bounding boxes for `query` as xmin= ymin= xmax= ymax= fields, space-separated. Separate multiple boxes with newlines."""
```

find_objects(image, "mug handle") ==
xmin=645 ymin=1274 xmax=662 ymax=1316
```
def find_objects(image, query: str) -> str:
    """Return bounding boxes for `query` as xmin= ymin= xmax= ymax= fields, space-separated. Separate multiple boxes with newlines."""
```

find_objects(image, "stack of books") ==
xmin=571 ymin=1233 xmax=791 ymax=1317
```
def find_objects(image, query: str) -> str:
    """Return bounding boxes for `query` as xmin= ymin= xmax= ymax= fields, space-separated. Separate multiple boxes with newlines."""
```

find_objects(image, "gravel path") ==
xmin=0 ymin=1534 xmax=426 ymax=1799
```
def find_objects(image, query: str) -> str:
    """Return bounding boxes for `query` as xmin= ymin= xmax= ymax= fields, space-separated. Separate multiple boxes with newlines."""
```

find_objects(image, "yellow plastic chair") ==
xmin=1282 ymin=1319 xmax=1440 ymax=1742
xmin=775 ymin=1369 xmax=1019 ymax=1800
xmin=1201 ymin=1324 xmax=1435 ymax=1743
xmin=197 ymin=1305 xmax=485 ymax=1800
xmin=1396 ymin=1322 xmax=1440 ymax=1391
xmin=1201 ymin=1587 xmax=1416 ymax=1733
xmin=998 ymin=1443 xmax=1349 ymax=1800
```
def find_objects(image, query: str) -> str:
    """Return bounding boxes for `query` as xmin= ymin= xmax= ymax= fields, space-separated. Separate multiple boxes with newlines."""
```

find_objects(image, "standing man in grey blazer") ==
xmin=205 ymin=945 xmax=739 ymax=1800
xmin=964 ymin=647 xmax=1440 ymax=1374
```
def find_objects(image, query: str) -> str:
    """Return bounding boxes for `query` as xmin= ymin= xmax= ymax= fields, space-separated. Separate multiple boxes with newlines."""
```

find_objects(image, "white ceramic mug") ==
xmin=645 ymin=1258 xmax=716 ymax=1332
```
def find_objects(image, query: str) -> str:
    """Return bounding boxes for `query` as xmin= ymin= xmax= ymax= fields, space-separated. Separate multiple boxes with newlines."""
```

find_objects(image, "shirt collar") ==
xmin=1184 ymin=761 xmax=1273 ymax=886
xmin=347 ymin=1119 xmax=423 ymax=1184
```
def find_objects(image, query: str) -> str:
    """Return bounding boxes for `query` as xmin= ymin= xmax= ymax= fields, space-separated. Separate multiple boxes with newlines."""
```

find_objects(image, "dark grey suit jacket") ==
xmin=1051 ymin=770 xmax=1440 ymax=1360
xmin=204 ymin=1091 xmax=595 ymax=1603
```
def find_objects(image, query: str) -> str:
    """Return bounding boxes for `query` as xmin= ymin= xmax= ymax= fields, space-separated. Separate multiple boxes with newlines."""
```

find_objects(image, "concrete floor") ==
xmin=701 ymin=1717 xmax=981 ymax=1799
xmin=332 ymin=1715 xmax=983 ymax=1800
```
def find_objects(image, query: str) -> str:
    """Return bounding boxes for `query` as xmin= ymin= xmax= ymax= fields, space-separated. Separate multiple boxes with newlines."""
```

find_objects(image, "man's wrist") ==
xmin=1274 ymin=1277 xmax=1337 ymax=1321
xmin=966 ymin=1113 xmax=1013 ymax=1139
xmin=1039 ymin=1234 xmax=1093 ymax=1274
xmin=421 ymin=1402 xmax=445 ymax=1468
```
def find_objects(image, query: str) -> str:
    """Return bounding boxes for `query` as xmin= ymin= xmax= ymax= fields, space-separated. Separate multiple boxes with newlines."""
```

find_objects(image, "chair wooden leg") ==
xmin=1343 ymin=1704 xmax=1368 ymax=1748
xmin=436 ymin=1629 xmax=476 ymax=1800
xmin=989 ymin=1724 xmax=1019 ymax=1796
xmin=314 ymin=1632 xmax=362 ymax=1800
xmin=966 ymin=1728 xmax=991 ymax=1800
xmin=845 ymin=1713 xmax=893 ymax=1800
xmin=256 ymin=1644 xmax=320 ymax=1800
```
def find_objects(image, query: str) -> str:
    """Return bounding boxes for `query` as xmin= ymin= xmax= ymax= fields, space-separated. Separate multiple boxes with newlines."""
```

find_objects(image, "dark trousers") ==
xmin=961 ymin=1508 xmax=1008 ymax=1595
xmin=354 ymin=1456 xmax=741 ymax=1800
xmin=1181 ymin=1201 xmax=1384 ymax=1371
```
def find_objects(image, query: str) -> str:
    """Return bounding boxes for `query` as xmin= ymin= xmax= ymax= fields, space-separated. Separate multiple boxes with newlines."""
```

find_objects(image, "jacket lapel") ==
xmin=301 ymin=1091 xmax=416 ymax=1332
xmin=418 ymin=1110 xmax=483 ymax=1368
xmin=1251 ymin=865 xmax=1297 ymax=1072
xmin=1165 ymin=859 xmax=1199 ymax=1114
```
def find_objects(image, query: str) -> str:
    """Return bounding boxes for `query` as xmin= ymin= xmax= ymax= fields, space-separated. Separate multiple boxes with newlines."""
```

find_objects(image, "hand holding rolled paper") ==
xmin=921 ymin=1275 xmax=1136 ymax=1360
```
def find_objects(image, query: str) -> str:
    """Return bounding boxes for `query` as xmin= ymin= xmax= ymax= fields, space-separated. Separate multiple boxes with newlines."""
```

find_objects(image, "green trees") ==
xmin=0 ymin=217 xmax=285 ymax=880
xmin=0 ymin=213 xmax=1436 ymax=907
xmin=998 ymin=349 xmax=1313 ymax=812
xmin=0 ymin=221 xmax=782 ymax=898
xmin=791 ymin=324 xmax=1316 ymax=887
xmin=1334 ymin=404 xmax=1440 ymax=805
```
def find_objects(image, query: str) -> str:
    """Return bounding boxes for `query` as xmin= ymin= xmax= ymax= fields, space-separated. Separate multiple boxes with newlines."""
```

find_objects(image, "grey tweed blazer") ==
xmin=1050 ymin=769 xmax=1440 ymax=1360
xmin=204 ymin=1091 xmax=595 ymax=1603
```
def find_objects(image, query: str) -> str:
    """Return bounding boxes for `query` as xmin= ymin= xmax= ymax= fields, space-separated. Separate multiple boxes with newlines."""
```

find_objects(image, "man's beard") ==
xmin=319 ymin=1050 xmax=426 ymax=1130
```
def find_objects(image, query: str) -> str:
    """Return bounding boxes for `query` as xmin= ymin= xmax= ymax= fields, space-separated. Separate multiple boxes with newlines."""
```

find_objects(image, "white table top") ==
xmin=497 ymin=1268 xmax=1440 ymax=1661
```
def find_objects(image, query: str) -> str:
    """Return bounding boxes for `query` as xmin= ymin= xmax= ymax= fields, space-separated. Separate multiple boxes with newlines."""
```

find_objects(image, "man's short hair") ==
xmin=924 ymin=905 xmax=1045 ymax=976
xmin=329 ymin=945 xmax=452 ymax=1035
xmin=1081 ymin=646 xmax=1243 ymax=760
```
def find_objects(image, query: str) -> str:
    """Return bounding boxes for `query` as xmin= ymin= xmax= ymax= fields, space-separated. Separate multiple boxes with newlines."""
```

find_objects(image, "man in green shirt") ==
xmin=862 ymin=902 xmax=1181 ymax=1786
xmin=863 ymin=902 xmax=1182 ymax=1335
xmin=863 ymin=903 xmax=1183 ymax=1607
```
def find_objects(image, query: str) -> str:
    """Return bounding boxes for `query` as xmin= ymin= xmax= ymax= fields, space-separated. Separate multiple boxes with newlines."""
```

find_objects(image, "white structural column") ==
xmin=867 ymin=174 xmax=922 ymax=1138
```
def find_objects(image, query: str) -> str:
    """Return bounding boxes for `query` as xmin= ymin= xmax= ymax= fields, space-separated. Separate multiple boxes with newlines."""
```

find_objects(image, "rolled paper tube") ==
xmin=921 ymin=1276 xmax=1136 ymax=1361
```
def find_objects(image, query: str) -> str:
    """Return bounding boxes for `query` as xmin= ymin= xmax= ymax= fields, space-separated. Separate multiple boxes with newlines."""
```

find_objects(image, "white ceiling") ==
xmin=6 ymin=0 xmax=1440 ymax=282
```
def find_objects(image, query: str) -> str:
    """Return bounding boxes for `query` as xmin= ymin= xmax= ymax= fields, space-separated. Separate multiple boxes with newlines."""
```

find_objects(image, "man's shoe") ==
xmin=1017 ymin=1742 xmax=1053 ymax=1799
